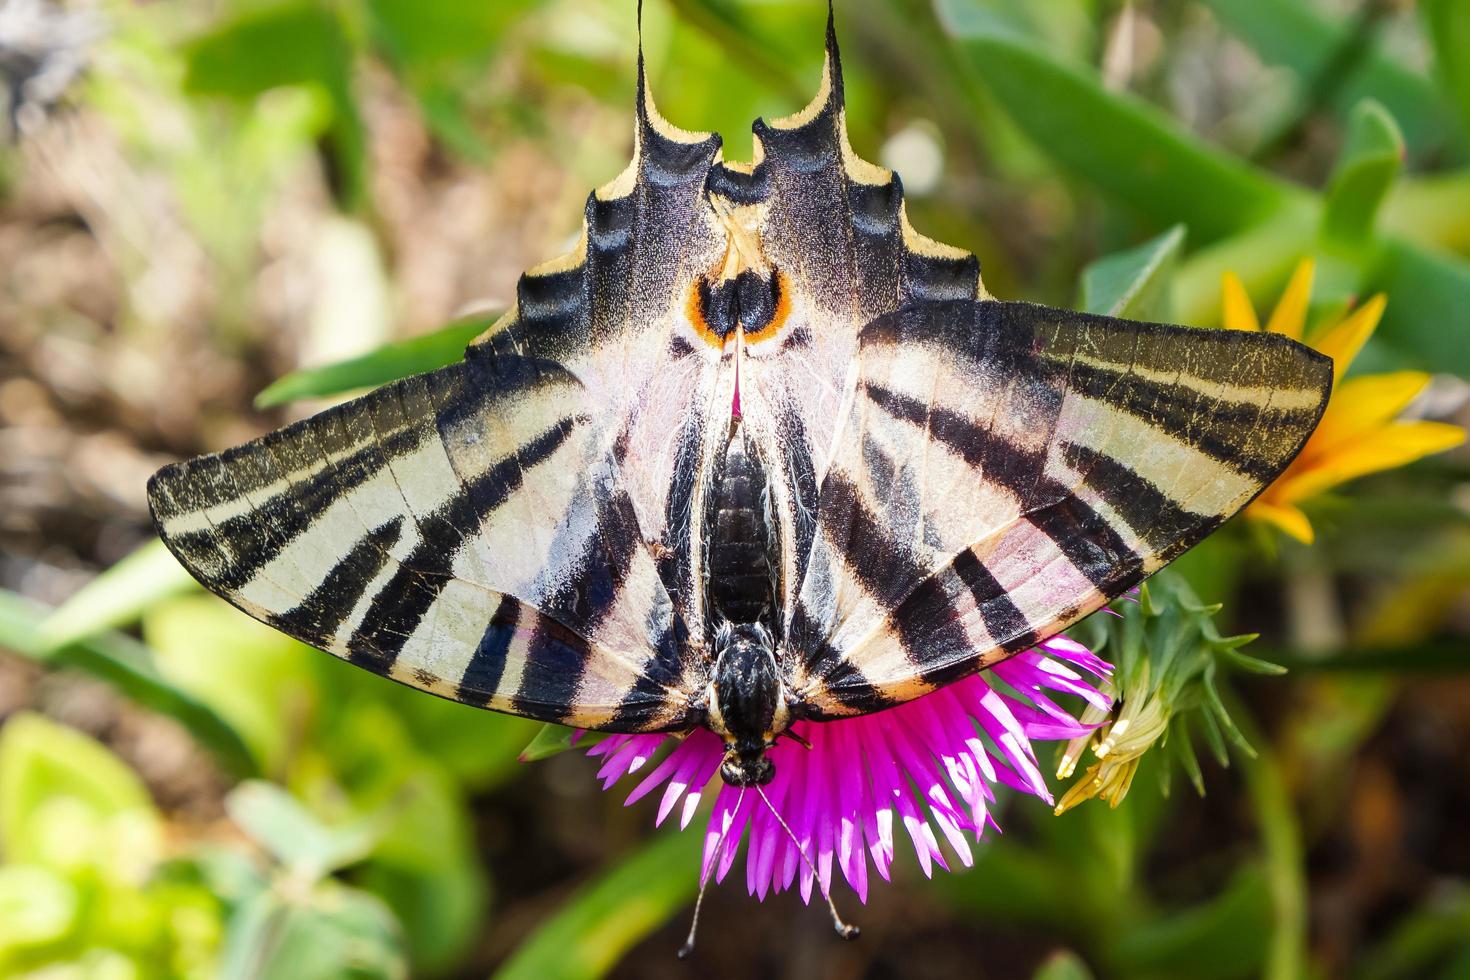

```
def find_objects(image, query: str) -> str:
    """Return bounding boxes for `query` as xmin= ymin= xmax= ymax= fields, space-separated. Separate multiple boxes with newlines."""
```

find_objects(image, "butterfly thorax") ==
xmin=706 ymin=622 xmax=787 ymax=787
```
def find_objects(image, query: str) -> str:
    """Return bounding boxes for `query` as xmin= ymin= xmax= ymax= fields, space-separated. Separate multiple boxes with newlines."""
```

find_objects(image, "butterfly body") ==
xmin=704 ymin=418 xmax=778 ymax=629
xmin=147 ymin=14 xmax=1333 ymax=783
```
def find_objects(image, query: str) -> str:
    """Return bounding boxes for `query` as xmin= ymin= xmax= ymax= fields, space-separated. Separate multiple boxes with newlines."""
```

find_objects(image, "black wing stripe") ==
xmin=1061 ymin=442 xmax=1224 ymax=557
xmin=456 ymin=596 xmax=522 ymax=708
xmin=510 ymin=488 xmax=645 ymax=720
xmin=350 ymin=417 xmax=583 ymax=671
xmin=952 ymin=549 xmax=1039 ymax=656
xmin=1061 ymin=360 xmax=1309 ymax=483
xmin=164 ymin=426 xmax=418 ymax=593
xmin=268 ymin=518 xmax=404 ymax=649
xmin=861 ymin=380 xmax=1144 ymax=592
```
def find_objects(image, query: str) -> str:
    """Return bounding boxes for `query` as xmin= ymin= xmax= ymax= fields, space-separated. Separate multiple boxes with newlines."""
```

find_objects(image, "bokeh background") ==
xmin=2 ymin=0 xmax=1469 ymax=977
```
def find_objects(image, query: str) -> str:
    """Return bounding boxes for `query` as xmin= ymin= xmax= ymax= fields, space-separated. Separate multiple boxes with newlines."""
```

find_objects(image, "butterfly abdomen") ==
xmin=706 ymin=419 xmax=777 ymax=628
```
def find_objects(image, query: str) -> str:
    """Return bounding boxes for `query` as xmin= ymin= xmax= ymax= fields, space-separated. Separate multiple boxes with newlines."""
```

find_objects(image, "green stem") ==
xmin=1231 ymin=698 xmax=1309 ymax=980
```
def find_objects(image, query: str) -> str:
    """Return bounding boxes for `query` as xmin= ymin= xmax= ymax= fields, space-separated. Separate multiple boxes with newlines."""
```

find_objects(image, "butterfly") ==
xmin=148 ymin=6 xmax=1330 ymax=798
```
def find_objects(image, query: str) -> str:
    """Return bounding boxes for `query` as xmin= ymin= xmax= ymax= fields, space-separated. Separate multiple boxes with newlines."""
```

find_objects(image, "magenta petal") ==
xmin=716 ymin=789 xmax=753 ymax=884
xmin=574 ymin=632 xmax=1111 ymax=901
xmin=626 ymin=742 xmax=691 ymax=809
xmin=1041 ymin=635 xmax=1113 ymax=677
xmin=832 ymin=723 xmax=869 ymax=902
xmin=648 ymin=741 xmax=708 ymax=823
xmin=812 ymin=734 xmax=836 ymax=899
xmin=852 ymin=721 xmax=895 ymax=880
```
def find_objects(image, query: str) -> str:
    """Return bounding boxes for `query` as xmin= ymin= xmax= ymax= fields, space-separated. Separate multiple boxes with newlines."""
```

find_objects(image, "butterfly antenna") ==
xmin=755 ymin=784 xmax=860 ymax=942
xmin=678 ymin=786 xmax=745 ymax=960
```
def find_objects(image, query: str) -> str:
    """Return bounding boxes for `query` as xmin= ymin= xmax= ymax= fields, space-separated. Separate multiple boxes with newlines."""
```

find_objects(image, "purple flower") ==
xmin=584 ymin=636 xmax=1111 ymax=903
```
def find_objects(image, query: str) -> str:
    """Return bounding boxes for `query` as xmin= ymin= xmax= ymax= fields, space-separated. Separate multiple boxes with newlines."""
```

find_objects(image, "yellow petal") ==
xmin=1266 ymin=258 xmax=1315 ymax=340
xmin=1310 ymin=293 xmax=1386 ymax=380
xmin=1246 ymin=499 xmax=1315 ymax=544
xmin=1221 ymin=272 xmax=1260 ymax=332
xmin=1307 ymin=371 xmax=1431 ymax=453
xmin=1275 ymin=421 xmax=1466 ymax=502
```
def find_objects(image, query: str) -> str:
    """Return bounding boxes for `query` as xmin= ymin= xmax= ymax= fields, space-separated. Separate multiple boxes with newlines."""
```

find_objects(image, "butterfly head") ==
xmin=707 ymin=621 xmax=789 ymax=787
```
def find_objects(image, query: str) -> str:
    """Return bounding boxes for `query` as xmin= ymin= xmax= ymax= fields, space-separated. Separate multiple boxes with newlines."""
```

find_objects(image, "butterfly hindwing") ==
xmin=788 ymin=299 xmax=1332 ymax=718
xmin=731 ymin=22 xmax=984 ymax=638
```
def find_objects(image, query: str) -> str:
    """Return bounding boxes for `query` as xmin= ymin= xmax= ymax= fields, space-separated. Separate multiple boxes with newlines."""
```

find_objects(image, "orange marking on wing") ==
xmin=740 ymin=269 xmax=791 ymax=345
xmin=686 ymin=277 xmax=729 ymax=349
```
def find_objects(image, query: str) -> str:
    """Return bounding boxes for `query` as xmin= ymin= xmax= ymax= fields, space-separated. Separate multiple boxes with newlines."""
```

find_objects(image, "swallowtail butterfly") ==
xmin=149 ymin=7 xmax=1330 ymax=798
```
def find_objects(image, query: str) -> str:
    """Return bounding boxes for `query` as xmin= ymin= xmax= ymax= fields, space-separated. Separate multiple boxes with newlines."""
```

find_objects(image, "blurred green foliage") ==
xmin=0 ymin=713 xmax=221 ymax=977
xmin=1 ymin=0 xmax=1468 ymax=977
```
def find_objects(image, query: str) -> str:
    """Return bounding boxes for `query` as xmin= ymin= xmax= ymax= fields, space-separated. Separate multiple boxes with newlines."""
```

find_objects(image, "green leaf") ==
xmin=0 ymin=865 xmax=79 ymax=953
xmin=184 ymin=2 xmax=367 ymax=210
xmin=226 ymin=782 xmax=382 ymax=879
xmin=1236 ymin=720 xmax=1308 ymax=980
xmin=36 ymin=540 xmax=199 ymax=651
xmin=1170 ymin=718 xmax=1206 ymax=797
xmin=495 ymin=831 xmax=701 ymax=980
xmin=936 ymin=4 xmax=1289 ymax=242
xmin=364 ymin=0 xmax=539 ymax=160
xmin=1424 ymin=0 xmax=1470 ymax=145
xmin=1321 ymin=100 xmax=1404 ymax=250
xmin=1197 ymin=0 xmax=1465 ymax=161
xmin=1366 ymin=238 xmax=1470 ymax=379
xmin=1080 ymin=225 xmax=1186 ymax=320
xmin=0 ymin=712 xmax=159 ymax=873
xmin=355 ymin=859 xmax=485 ymax=976
xmin=366 ymin=0 xmax=533 ymax=71
xmin=308 ymin=701 xmax=492 ymax=971
xmin=0 ymin=590 xmax=256 ymax=778
xmin=220 ymin=883 xmax=407 ymax=980
xmin=1202 ymin=670 xmax=1256 ymax=759
xmin=1382 ymin=173 xmax=1470 ymax=257
xmin=1313 ymin=98 xmax=1409 ymax=311
xmin=185 ymin=3 xmax=350 ymax=97
xmin=255 ymin=317 xmax=492 ymax=407
xmin=1032 ymin=951 xmax=1095 ymax=980
xmin=519 ymin=723 xmax=609 ymax=763
xmin=1221 ymin=648 xmax=1288 ymax=677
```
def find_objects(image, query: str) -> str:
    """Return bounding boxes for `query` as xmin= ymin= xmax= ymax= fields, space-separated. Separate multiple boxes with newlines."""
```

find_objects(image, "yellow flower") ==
xmin=1222 ymin=259 xmax=1466 ymax=545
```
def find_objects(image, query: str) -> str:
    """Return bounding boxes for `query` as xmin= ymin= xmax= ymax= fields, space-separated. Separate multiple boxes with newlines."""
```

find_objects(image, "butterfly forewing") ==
xmin=149 ymin=341 xmax=697 ymax=732
xmin=788 ymin=300 xmax=1331 ymax=718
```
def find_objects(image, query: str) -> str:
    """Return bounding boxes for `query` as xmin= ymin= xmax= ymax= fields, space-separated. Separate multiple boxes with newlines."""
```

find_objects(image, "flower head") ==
xmin=1052 ymin=574 xmax=1270 ymax=813
xmin=1223 ymin=259 xmax=1466 ymax=544
xmin=585 ymin=637 xmax=1111 ymax=902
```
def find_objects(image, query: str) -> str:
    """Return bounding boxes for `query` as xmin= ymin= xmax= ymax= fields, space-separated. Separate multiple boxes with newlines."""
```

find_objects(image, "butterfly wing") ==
xmin=150 ymin=348 xmax=695 ymax=730
xmin=150 ymin=67 xmax=736 ymax=733
xmin=786 ymin=299 xmax=1332 ymax=717
xmin=731 ymin=22 xmax=985 ymax=636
